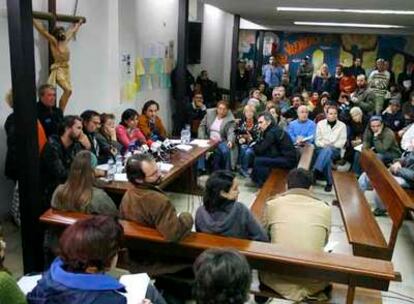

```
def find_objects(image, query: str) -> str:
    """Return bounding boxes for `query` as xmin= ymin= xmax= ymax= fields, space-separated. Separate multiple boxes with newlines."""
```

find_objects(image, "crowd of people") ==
xmin=2 ymin=55 xmax=414 ymax=303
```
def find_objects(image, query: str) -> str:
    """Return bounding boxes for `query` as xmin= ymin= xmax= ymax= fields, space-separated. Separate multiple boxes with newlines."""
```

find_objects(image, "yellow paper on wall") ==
xmin=135 ymin=58 xmax=146 ymax=76
xmin=123 ymin=81 xmax=137 ymax=101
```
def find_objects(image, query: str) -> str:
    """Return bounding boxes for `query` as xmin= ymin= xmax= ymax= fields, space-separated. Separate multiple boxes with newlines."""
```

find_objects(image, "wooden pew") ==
xmin=359 ymin=149 xmax=412 ymax=260
xmin=40 ymin=208 xmax=397 ymax=304
xmin=250 ymin=144 xmax=314 ymax=219
xmin=332 ymin=170 xmax=389 ymax=259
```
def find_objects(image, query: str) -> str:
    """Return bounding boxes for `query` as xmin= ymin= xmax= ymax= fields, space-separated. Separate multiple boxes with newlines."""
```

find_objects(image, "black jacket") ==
xmin=253 ymin=124 xmax=297 ymax=162
xmin=37 ymin=102 xmax=63 ymax=138
xmin=4 ymin=113 xmax=17 ymax=181
xmin=40 ymin=135 xmax=82 ymax=209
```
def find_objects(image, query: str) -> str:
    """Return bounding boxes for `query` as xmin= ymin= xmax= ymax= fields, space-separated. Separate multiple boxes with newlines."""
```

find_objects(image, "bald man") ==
xmin=286 ymin=105 xmax=316 ymax=146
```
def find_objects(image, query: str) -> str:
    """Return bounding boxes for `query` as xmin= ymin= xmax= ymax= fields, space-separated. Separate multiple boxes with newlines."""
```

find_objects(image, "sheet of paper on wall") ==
xmin=176 ymin=144 xmax=193 ymax=152
xmin=149 ymin=58 xmax=157 ymax=74
xmin=135 ymin=57 xmax=146 ymax=76
xmin=157 ymin=162 xmax=174 ymax=172
xmin=190 ymin=139 xmax=210 ymax=147
xmin=152 ymin=74 xmax=160 ymax=90
xmin=119 ymin=273 xmax=150 ymax=304
xmin=114 ymin=173 xmax=128 ymax=182
xmin=164 ymin=58 xmax=173 ymax=74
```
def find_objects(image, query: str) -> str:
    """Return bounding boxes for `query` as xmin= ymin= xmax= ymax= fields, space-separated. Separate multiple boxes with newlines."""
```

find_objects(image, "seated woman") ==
xmin=28 ymin=216 xmax=166 ymax=304
xmin=196 ymin=170 xmax=268 ymax=242
xmin=193 ymin=249 xmax=251 ymax=304
xmin=236 ymin=104 xmax=259 ymax=177
xmin=96 ymin=113 xmax=123 ymax=163
xmin=138 ymin=100 xmax=167 ymax=141
xmin=116 ymin=109 xmax=147 ymax=153
xmin=312 ymin=63 xmax=334 ymax=95
xmin=0 ymin=228 xmax=26 ymax=304
xmin=198 ymin=100 xmax=236 ymax=171
xmin=51 ymin=150 xmax=118 ymax=215
xmin=313 ymin=106 xmax=347 ymax=192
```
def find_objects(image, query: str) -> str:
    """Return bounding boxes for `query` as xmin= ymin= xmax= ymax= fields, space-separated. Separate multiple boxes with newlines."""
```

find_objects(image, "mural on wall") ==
xmin=239 ymin=30 xmax=412 ymax=83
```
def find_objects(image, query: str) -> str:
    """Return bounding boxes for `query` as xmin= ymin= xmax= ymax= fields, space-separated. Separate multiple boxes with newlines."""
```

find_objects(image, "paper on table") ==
xmin=18 ymin=274 xmax=42 ymax=295
xmin=353 ymin=144 xmax=362 ymax=152
xmin=114 ymin=173 xmax=129 ymax=182
xmin=96 ymin=164 xmax=109 ymax=171
xmin=119 ymin=273 xmax=150 ymax=304
xmin=324 ymin=240 xmax=339 ymax=252
xmin=169 ymin=139 xmax=182 ymax=144
xmin=190 ymin=139 xmax=210 ymax=147
xmin=157 ymin=162 xmax=174 ymax=172
xmin=176 ymin=144 xmax=193 ymax=151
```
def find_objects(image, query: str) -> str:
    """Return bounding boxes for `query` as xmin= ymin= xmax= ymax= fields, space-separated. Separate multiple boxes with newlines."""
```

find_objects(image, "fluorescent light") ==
xmin=294 ymin=21 xmax=404 ymax=29
xmin=277 ymin=7 xmax=414 ymax=15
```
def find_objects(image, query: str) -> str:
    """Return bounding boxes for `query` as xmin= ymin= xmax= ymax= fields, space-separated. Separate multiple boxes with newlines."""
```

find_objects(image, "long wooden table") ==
xmin=101 ymin=142 xmax=216 ymax=196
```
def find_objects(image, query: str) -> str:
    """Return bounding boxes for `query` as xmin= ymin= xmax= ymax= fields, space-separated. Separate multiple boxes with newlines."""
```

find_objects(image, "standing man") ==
xmin=368 ymin=58 xmax=391 ymax=115
xmin=296 ymin=55 xmax=314 ymax=92
xmin=37 ymin=84 xmax=64 ymax=138
xmin=262 ymin=56 xmax=284 ymax=91
xmin=344 ymin=57 xmax=366 ymax=78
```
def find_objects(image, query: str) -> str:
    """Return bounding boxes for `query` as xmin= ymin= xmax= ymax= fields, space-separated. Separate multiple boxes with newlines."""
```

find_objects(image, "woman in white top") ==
xmin=313 ymin=106 xmax=347 ymax=192
xmin=198 ymin=100 xmax=236 ymax=170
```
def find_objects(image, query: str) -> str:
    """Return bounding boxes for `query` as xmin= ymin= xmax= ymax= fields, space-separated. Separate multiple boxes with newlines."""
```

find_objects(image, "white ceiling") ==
xmin=203 ymin=0 xmax=414 ymax=35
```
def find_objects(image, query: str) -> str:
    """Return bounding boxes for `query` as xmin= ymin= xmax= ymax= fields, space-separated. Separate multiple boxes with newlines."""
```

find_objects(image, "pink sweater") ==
xmin=116 ymin=124 xmax=147 ymax=149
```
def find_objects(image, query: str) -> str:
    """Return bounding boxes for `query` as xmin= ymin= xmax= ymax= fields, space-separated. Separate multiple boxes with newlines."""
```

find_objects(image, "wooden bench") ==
xmin=250 ymin=144 xmax=314 ymax=219
xmin=359 ymin=149 xmax=412 ymax=259
xmin=40 ymin=208 xmax=397 ymax=304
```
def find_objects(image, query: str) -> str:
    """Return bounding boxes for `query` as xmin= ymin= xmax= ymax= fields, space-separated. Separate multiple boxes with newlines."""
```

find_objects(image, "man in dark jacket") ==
xmin=80 ymin=110 xmax=101 ymax=161
xmin=37 ymin=84 xmax=64 ymax=138
xmin=296 ymin=56 xmax=314 ymax=92
xmin=196 ymin=70 xmax=217 ymax=108
xmin=40 ymin=115 xmax=83 ymax=209
xmin=344 ymin=57 xmax=366 ymax=78
xmin=251 ymin=112 xmax=297 ymax=186
xmin=184 ymin=92 xmax=207 ymax=138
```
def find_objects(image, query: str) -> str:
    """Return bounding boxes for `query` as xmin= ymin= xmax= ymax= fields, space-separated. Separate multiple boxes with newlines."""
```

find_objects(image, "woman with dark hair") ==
xmin=28 ymin=216 xmax=166 ymax=304
xmin=138 ymin=100 xmax=167 ymax=141
xmin=96 ymin=113 xmax=123 ymax=163
xmin=195 ymin=170 xmax=268 ymax=241
xmin=116 ymin=108 xmax=147 ymax=152
xmin=193 ymin=248 xmax=251 ymax=304
xmin=51 ymin=150 xmax=117 ymax=215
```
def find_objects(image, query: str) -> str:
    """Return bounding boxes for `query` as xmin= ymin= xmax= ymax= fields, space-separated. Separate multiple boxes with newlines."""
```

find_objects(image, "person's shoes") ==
xmin=373 ymin=208 xmax=387 ymax=217
xmin=324 ymin=184 xmax=332 ymax=192
xmin=238 ymin=169 xmax=250 ymax=178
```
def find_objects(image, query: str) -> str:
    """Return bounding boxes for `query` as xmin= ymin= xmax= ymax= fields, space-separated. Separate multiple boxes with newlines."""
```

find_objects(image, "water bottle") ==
xmin=115 ymin=154 xmax=123 ymax=174
xmin=107 ymin=159 xmax=115 ymax=181
xmin=180 ymin=124 xmax=191 ymax=145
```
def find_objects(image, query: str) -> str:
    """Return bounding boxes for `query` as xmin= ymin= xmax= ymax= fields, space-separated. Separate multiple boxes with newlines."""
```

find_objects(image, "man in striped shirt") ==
xmin=368 ymin=58 xmax=390 ymax=115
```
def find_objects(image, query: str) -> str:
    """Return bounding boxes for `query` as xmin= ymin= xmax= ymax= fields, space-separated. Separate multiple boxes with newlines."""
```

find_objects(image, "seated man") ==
xmin=40 ymin=115 xmax=86 ymax=209
xmin=282 ymin=94 xmax=302 ymax=122
xmin=382 ymin=99 xmax=405 ymax=132
xmin=37 ymin=84 xmax=64 ymax=138
xmin=184 ymin=91 xmax=207 ymax=138
xmin=80 ymin=110 xmax=101 ymax=160
xmin=359 ymin=150 xmax=414 ymax=216
xmin=120 ymin=153 xmax=193 ymax=276
xmin=261 ymin=168 xmax=331 ymax=302
xmin=313 ymin=106 xmax=347 ymax=192
xmin=251 ymin=112 xmax=297 ymax=186
xmin=401 ymin=123 xmax=414 ymax=152
xmin=286 ymin=105 xmax=316 ymax=146
xmin=362 ymin=116 xmax=401 ymax=165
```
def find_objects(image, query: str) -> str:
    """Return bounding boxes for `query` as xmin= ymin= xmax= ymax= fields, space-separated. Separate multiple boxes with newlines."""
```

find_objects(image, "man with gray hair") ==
xmin=350 ymin=74 xmax=375 ymax=115
xmin=251 ymin=112 xmax=297 ymax=186
xmin=286 ymin=105 xmax=316 ymax=146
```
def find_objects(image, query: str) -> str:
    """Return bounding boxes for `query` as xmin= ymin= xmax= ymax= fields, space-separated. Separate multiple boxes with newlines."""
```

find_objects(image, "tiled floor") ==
xmin=2 ymin=175 xmax=414 ymax=303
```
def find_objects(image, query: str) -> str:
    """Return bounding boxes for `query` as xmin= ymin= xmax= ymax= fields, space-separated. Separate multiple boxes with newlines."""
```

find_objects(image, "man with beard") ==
xmin=40 ymin=115 xmax=85 ymax=209
xmin=350 ymin=74 xmax=375 ymax=115
xmin=120 ymin=153 xmax=193 ymax=242
xmin=33 ymin=18 xmax=84 ymax=111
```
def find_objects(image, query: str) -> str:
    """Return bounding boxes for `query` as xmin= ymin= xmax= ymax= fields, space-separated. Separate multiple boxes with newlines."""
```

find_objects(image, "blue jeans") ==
xmin=353 ymin=152 xmax=394 ymax=177
xmin=313 ymin=147 xmax=341 ymax=185
xmin=212 ymin=142 xmax=231 ymax=171
xmin=239 ymin=145 xmax=255 ymax=172
xmin=358 ymin=172 xmax=411 ymax=209
xmin=252 ymin=156 xmax=296 ymax=186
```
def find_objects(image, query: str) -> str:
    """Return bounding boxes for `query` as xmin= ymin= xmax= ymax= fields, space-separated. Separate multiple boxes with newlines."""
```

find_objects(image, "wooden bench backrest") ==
xmin=297 ymin=144 xmax=315 ymax=170
xmin=360 ymin=149 xmax=408 ymax=256
xmin=40 ymin=209 xmax=396 ymax=292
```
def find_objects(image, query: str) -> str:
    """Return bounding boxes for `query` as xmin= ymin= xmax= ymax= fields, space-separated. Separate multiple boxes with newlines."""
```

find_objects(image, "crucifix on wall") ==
xmin=32 ymin=4 xmax=86 ymax=112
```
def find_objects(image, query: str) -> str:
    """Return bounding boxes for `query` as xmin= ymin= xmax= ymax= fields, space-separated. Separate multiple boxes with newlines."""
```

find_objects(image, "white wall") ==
xmin=189 ymin=4 xmax=233 ymax=89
